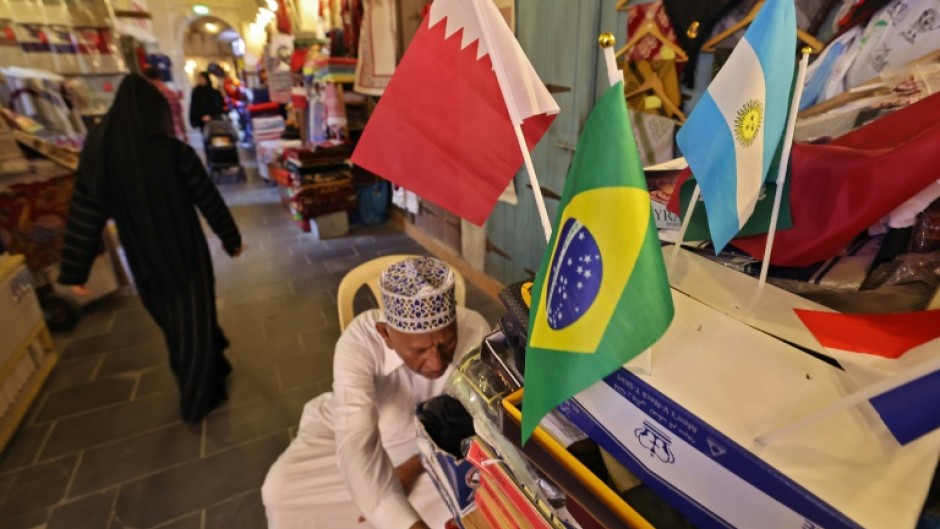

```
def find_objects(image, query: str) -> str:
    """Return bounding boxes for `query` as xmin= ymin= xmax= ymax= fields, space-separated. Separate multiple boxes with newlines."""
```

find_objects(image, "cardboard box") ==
xmin=552 ymin=256 xmax=940 ymax=529
xmin=310 ymin=211 xmax=348 ymax=240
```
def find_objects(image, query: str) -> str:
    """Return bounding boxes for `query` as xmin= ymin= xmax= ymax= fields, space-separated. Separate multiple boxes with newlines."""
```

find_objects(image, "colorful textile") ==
xmin=379 ymin=256 xmax=457 ymax=333
xmin=0 ymin=173 xmax=74 ymax=271
xmin=625 ymin=0 xmax=683 ymax=62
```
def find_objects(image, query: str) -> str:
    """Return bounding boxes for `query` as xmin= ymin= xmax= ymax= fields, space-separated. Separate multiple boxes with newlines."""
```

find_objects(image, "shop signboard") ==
xmin=554 ymin=255 xmax=940 ymax=529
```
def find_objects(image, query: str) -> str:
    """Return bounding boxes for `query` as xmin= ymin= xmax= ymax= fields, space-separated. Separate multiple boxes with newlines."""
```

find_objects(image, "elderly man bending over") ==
xmin=262 ymin=256 xmax=490 ymax=529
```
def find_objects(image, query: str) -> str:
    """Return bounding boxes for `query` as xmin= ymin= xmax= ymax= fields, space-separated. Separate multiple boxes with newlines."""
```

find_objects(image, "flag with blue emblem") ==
xmin=675 ymin=0 xmax=796 ymax=252
xmin=521 ymin=82 xmax=675 ymax=443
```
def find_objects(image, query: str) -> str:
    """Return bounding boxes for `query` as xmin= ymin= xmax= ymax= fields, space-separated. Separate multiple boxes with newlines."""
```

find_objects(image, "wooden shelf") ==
xmin=0 ymin=322 xmax=58 ymax=452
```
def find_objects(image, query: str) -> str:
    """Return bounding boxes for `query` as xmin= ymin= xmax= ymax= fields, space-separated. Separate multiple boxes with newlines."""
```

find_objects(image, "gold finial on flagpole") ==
xmin=801 ymin=46 xmax=813 ymax=56
xmin=598 ymin=33 xmax=616 ymax=48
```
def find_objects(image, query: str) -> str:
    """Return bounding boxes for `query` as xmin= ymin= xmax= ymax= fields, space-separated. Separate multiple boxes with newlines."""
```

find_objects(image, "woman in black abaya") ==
xmin=59 ymin=75 xmax=243 ymax=423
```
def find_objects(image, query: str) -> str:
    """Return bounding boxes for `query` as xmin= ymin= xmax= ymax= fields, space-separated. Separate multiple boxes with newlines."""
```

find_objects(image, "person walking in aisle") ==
xmin=188 ymin=71 xmax=224 ymax=134
xmin=59 ymin=74 xmax=243 ymax=423
xmin=144 ymin=66 xmax=187 ymax=141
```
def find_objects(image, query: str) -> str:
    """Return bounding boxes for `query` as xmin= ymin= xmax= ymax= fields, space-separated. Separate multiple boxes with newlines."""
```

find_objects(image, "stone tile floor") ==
xmin=0 ymin=175 xmax=505 ymax=529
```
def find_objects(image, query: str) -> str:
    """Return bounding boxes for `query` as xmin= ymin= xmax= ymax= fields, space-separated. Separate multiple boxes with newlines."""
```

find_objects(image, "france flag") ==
xmin=676 ymin=0 xmax=796 ymax=252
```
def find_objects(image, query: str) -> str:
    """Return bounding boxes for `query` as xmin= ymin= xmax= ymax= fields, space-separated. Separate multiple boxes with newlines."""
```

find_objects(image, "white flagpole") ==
xmin=758 ymin=49 xmax=812 ymax=288
xmin=468 ymin=0 xmax=552 ymax=241
xmin=670 ymin=185 xmax=701 ymax=268
xmin=601 ymin=33 xmax=654 ymax=376
xmin=756 ymin=349 xmax=940 ymax=445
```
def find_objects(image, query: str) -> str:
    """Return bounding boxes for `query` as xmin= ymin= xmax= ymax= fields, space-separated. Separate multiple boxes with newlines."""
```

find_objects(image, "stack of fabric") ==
xmin=313 ymin=56 xmax=357 ymax=83
xmin=252 ymin=115 xmax=285 ymax=142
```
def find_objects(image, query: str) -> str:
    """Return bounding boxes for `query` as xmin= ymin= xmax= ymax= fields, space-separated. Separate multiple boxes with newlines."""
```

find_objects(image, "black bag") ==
xmin=497 ymin=280 xmax=533 ymax=375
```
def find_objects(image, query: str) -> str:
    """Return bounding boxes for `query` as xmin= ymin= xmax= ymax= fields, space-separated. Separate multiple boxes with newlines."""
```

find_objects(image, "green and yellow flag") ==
xmin=521 ymin=82 xmax=675 ymax=442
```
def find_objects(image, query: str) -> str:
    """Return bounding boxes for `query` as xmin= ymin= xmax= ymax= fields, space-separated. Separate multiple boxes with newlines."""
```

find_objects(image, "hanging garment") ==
xmin=661 ymin=0 xmax=743 ymax=86
xmin=622 ymin=59 xmax=682 ymax=117
xmin=59 ymin=76 xmax=241 ymax=423
xmin=800 ymin=27 xmax=863 ymax=109
xmin=354 ymin=0 xmax=398 ymax=96
xmin=625 ymin=0 xmax=686 ymax=63
xmin=833 ymin=0 xmax=895 ymax=36
xmin=845 ymin=0 xmax=940 ymax=88
xmin=629 ymin=110 xmax=677 ymax=166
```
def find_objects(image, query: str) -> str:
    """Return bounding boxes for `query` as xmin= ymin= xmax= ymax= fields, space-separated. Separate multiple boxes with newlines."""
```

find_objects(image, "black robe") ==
xmin=189 ymin=84 xmax=224 ymax=130
xmin=60 ymin=75 xmax=242 ymax=423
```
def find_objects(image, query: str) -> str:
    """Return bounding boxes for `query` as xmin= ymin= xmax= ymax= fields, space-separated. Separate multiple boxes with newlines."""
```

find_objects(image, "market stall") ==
xmin=328 ymin=0 xmax=940 ymax=528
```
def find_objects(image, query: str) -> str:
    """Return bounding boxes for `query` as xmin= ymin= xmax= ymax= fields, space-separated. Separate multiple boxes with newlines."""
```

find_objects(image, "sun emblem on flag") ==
xmin=545 ymin=218 xmax=603 ymax=330
xmin=733 ymin=99 xmax=764 ymax=148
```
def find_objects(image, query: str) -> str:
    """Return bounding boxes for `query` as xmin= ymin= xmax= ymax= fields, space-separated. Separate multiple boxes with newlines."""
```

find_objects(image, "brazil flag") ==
xmin=521 ymin=82 xmax=675 ymax=443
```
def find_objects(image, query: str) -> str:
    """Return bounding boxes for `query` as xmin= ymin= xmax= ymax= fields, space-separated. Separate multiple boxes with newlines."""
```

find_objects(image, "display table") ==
xmin=0 ymin=254 xmax=58 ymax=451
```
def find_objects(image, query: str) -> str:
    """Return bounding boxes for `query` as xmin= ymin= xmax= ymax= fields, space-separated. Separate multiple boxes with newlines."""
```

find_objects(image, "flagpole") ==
xmin=600 ymin=33 xmax=655 ymax=376
xmin=468 ymin=0 xmax=553 ymax=241
xmin=758 ymin=49 xmax=812 ymax=288
xmin=755 ymin=351 xmax=940 ymax=445
xmin=670 ymin=185 xmax=701 ymax=268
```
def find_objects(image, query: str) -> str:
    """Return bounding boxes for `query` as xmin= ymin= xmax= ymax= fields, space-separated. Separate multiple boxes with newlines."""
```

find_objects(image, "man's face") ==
xmin=376 ymin=322 xmax=458 ymax=379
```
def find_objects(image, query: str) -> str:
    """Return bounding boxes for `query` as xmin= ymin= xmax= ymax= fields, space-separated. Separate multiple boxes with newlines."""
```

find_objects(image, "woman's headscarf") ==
xmin=79 ymin=74 xmax=194 ymax=287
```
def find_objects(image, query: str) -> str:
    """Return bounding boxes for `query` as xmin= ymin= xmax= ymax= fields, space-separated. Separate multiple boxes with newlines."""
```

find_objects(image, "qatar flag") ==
xmin=351 ymin=0 xmax=559 ymax=225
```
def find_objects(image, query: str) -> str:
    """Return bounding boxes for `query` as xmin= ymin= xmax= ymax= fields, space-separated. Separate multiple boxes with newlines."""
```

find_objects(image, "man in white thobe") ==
xmin=262 ymin=257 xmax=490 ymax=529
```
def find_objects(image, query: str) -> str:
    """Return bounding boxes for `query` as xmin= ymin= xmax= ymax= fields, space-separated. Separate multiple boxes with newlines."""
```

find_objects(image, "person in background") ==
xmin=188 ymin=71 xmax=224 ymax=133
xmin=262 ymin=257 xmax=490 ymax=529
xmin=59 ymin=75 xmax=243 ymax=423
xmin=144 ymin=66 xmax=186 ymax=141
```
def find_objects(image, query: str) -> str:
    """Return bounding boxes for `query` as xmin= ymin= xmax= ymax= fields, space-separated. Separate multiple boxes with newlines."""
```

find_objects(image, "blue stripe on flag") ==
xmin=744 ymin=0 xmax=797 ymax=179
xmin=675 ymin=93 xmax=740 ymax=249
xmin=870 ymin=369 xmax=940 ymax=445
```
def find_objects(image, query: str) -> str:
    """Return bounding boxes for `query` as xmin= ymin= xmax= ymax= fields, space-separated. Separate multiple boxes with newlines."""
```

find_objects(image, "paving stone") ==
xmin=61 ymin=327 xmax=163 ymax=359
xmin=69 ymin=424 xmax=201 ymax=498
xmin=135 ymin=367 xmax=177 ymax=399
xmin=0 ymin=454 xmax=77 ymax=521
xmin=40 ymin=355 xmax=100 ymax=392
xmin=96 ymin=342 xmax=167 ymax=378
xmin=113 ymin=433 xmax=288 ymax=528
xmin=33 ymin=376 xmax=136 ymax=423
xmin=0 ymin=424 xmax=50 ymax=475
xmin=205 ymin=490 xmax=266 ymax=529
xmin=40 ymin=393 xmax=182 ymax=460
xmin=47 ymin=488 xmax=116 ymax=529
xmin=304 ymin=246 xmax=357 ymax=262
xmin=204 ymin=385 xmax=313 ymax=454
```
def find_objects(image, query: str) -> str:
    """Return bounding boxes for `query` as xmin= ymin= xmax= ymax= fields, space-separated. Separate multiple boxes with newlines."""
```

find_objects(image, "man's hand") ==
xmin=394 ymin=455 xmax=425 ymax=496
xmin=70 ymin=285 xmax=93 ymax=296
xmin=230 ymin=244 xmax=245 ymax=258
xmin=202 ymin=115 xmax=211 ymax=122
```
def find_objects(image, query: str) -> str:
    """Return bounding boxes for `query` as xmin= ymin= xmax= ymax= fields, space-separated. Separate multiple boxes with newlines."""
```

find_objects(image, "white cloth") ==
xmin=845 ymin=0 xmax=940 ymax=88
xmin=262 ymin=307 xmax=491 ymax=529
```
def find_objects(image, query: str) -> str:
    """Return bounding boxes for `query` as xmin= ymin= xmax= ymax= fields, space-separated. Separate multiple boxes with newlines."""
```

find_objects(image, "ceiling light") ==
xmin=192 ymin=5 xmax=209 ymax=15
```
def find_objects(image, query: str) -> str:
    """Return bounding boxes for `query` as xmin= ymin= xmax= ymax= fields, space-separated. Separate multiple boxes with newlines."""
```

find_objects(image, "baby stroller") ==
xmin=203 ymin=119 xmax=246 ymax=183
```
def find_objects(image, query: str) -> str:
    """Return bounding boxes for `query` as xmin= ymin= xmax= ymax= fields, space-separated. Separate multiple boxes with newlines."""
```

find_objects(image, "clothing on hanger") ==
xmin=845 ymin=0 xmax=940 ymax=89
xmin=833 ymin=0 xmax=895 ymax=36
xmin=625 ymin=0 xmax=686 ymax=67
xmin=660 ymin=0 xmax=743 ymax=86
xmin=628 ymin=109 xmax=677 ymax=166
xmin=623 ymin=59 xmax=683 ymax=119
xmin=800 ymin=27 xmax=863 ymax=109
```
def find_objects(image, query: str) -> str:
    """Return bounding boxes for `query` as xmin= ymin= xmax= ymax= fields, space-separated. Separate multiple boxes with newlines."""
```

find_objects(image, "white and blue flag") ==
xmin=676 ymin=0 xmax=796 ymax=252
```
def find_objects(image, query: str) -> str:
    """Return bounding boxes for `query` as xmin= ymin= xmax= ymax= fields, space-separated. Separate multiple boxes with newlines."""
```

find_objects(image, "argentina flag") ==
xmin=676 ymin=0 xmax=796 ymax=252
